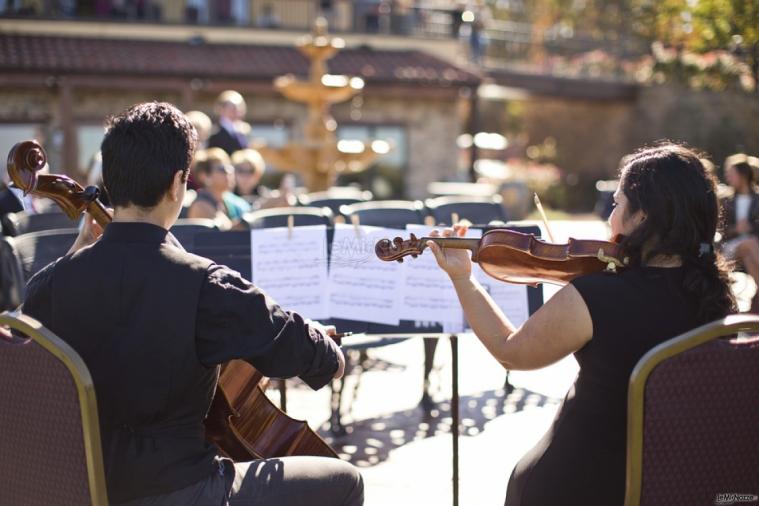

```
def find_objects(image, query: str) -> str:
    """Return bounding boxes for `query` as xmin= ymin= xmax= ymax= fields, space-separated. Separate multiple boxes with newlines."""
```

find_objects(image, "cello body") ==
xmin=205 ymin=360 xmax=338 ymax=460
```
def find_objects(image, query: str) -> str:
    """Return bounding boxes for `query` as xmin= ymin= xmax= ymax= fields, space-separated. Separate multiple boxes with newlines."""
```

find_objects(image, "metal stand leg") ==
xmin=278 ymin=379 xmax=287 ymax=412
xmin=450 ymin=334 xmax=459 ymax=506
xmin=422 ymin=337 xmax=439 ymax=408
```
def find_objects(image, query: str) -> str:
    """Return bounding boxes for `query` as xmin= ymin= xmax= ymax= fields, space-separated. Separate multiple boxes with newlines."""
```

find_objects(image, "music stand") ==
xmin=192 ymin=223 xmax=545 ymax=506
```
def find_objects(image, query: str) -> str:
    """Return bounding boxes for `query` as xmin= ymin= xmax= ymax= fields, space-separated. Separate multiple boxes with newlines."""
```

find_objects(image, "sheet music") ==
xmin=400 ymin=225 xmax=483 ymax=331
xmin=327 ymin=224 xmax=406 ymax=325
xmin=251 ymin=225 xmax=329 ymax=319
xmin=474 ymin=267 xmax=531 ymax=328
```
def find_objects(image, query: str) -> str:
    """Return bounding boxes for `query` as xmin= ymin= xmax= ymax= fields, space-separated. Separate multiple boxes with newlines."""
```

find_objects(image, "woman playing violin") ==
xmin=427 ymin=143 xmax=735 ymax=506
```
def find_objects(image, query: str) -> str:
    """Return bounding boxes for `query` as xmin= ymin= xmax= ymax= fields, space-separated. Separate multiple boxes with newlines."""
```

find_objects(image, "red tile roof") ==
xmin=0 ymin=34 xmax=480 ymax=87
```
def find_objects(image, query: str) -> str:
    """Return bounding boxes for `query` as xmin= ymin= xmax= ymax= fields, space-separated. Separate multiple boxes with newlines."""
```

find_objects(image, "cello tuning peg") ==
xmin=411 ymin=254 xmax=418 ymax=258
xmin=396 ymin=258 xmax=404 ymax=263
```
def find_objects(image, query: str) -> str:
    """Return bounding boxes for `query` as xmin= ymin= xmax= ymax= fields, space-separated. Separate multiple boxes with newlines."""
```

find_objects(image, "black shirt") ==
xmin=505 ymin=266 xmax=699 ymax=506
xmin=23 ymin=222 xmax=340 ymax=503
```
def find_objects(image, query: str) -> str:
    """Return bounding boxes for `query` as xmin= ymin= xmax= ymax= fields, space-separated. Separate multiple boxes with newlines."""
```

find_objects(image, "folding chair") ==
xmin=169 ymin=218 xmax=218 ymax=252
xmin=243 ymin=206 xmax=334 ymax=229
xmin=12 ymin=229 xmax=79 ymax=281
xmin=424 ymin=195 xmax=508 ymax=226
xmin=339 ymin=200 xmax=426 ymax=228
xmin=427 ymin=181 xmax=498 ymax=198
xmin=297 ymin=188 xmax=373 ymax=217
xmin=0 ymin=236 xmax=24 ymax=311
xmin=12 ymin=211 xmax=79 ymax=235
xmin=625 ymin=314 xmax=759 ymax=506
xmin=193 ymin=230 xmax=252 ymax=278
xmin=0 ymin=311 xmax=108 ymax=506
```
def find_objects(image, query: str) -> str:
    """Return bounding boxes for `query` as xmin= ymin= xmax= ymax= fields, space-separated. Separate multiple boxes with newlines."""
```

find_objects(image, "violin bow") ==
xmin=533 ymin=193 xmax=556 ymax=243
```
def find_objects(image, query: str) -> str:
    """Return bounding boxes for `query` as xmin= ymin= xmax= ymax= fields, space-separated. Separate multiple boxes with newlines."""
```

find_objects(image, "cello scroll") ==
xmin=7 ymin=140 xmax=111 ymax=225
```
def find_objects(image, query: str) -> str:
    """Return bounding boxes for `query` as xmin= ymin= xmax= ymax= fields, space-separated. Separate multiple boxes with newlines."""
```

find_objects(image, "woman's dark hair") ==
xmin=101 ymin=102 xmax=197 ymax=208
xmin=618 ymin=142 xmax=736 ymax=323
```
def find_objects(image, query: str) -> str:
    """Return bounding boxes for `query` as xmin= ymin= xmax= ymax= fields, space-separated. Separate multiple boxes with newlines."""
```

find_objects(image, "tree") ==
xmin=633 ymin=0 xmax=758 ymax=92
xmin=692 ymin=0 xmax=759 ymax=92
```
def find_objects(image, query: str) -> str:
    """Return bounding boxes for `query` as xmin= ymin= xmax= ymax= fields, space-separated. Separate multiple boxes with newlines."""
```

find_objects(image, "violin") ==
xmin=375 ymin=228 xmax=627 ymax=286
xmin=8 ymin=140 xmax=338 ymax=461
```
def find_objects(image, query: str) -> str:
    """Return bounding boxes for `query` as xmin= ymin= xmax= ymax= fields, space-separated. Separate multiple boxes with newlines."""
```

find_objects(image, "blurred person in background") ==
xmin=231 ymin=148 xmax=297 ymax=209
xmin=188 ymin=147 xmax=250 ymax=228
xmin=185 ymin=110 xmax=214 ymax=191
xmin=185 ymin=110 xmax=213 ymax=148
xmin=231 ymin=148 xmax=266 ymax=204
xmin=85 ymin=151 xmax=112 ymax=207
xmin=720 ymin=153 xmax=759 ymax=311
xmin=208 ymin=90 xmax=250 ymax=155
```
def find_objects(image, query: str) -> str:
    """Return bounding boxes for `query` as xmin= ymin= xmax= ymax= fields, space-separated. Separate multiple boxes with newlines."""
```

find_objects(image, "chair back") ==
xmin=243 ymin=207 xmax=333 ymax=229
xmin=193 ymin=230 xmax=252 ymax=278
xmin=13 ymin=229 xmax=79 ymax=281
xmin=298 ymin=188 xmax=373 ymax=216
xmin=625 ymin=314 xmax=759 ymax=506
xmin=424 ymin=195 xmax=507 ymax=226
xmin=0 ymin=236 xmax=24 ymax=311
xmin=339 ymin=200 xmax=426 ymax=228
xmin=0 ymin=312 xmax=107 ymax=506
xmin=426 ymin=181 xmax=497 ymax=197
xmin=13 ymin=211 xmax=79 ymax=235
xmin=169 ymin=218 xmax=218 ymax=252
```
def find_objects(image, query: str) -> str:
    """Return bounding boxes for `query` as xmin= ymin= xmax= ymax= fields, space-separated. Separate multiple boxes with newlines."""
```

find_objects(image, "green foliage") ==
xmin=635 ymin=0 xmax=759 ymax=91
xmin=491 ymin=0 xmax=758 ymax=91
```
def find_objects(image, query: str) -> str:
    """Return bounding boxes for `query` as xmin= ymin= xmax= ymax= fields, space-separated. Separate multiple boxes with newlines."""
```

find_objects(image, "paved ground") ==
xmin=279 ymin=219 xmax=756 ymax=506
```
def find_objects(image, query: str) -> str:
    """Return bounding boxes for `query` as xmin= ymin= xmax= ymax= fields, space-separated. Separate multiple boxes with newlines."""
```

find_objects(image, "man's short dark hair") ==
xmin=101 ymin=102 xmax=197 ymax=208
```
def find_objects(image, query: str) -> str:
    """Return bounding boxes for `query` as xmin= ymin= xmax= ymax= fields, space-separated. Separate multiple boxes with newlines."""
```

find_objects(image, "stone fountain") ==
xmin=255 ymin=17 xmax=388 ymax=191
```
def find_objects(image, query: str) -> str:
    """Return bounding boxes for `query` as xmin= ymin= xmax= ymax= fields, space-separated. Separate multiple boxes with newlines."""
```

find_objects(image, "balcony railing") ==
xmin=0 ymin=0 xmax=462 ymax=39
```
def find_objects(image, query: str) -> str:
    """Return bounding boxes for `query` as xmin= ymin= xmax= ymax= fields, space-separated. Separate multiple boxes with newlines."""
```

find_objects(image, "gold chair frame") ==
xmin=624 ymin=313 xmax=759 ymax=506
xmin=0 ymin=311 xmax=108 ymax=506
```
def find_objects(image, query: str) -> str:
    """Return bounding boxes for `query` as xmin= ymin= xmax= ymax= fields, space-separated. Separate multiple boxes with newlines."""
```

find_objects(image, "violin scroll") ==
xmin=375 ymin=233 xmax=426 ymax=263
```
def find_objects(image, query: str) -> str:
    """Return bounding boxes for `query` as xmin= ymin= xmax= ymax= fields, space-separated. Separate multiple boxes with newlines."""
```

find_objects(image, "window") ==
xmin=250 ymin=123 xmax=290 ymax=148
xmin=77 ymin=125 xmax=107 ymax=177
xmin=336 ymin=124 xmax=407 ymax=199
xmin=0 ymin=124 xmax=43 ymax=182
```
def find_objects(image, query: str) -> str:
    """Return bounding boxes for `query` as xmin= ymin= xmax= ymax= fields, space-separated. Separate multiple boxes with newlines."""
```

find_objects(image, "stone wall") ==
xmin=632 ymin=86 xmax=759 ymax=170
xmin=486 ymin=84 xmax=759 ymax=210
xmin=520 ymin=97 xmax=635 ymax=179
xmin=516 ymin=85 xmax=759 ymax=179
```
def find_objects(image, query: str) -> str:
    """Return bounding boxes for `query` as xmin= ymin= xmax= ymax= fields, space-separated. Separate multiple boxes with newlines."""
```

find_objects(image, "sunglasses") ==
xmin=211 ymin=163 xmax=233 ymax=174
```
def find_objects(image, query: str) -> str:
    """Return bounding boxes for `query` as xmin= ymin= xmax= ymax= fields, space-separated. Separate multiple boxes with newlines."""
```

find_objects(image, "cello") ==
xmin=7 ymin=140 xmax=338 ymax=460
xmin=375 ymin=228 xmax=628 ymax=286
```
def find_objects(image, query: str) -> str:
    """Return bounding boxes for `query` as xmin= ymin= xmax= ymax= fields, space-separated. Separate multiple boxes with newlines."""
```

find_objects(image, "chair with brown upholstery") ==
xmin=625 ymin=314 xmax=759 ymax=506
xmin=0 ymin=311 xmax=108 ymax=506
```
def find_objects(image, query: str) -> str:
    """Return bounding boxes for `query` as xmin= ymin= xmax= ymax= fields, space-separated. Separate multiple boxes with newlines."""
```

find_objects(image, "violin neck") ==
xmin=424 ymin=237 xmax=480 ymax=258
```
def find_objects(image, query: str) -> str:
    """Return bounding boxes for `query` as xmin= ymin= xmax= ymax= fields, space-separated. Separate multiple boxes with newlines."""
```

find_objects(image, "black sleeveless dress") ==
xmin=504 ymin=266 xmax=700 ymax=506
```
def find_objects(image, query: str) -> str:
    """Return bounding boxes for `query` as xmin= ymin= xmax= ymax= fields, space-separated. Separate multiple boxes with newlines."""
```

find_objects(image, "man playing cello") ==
xmin=23 ymin=102 xmax=364 ymax=506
